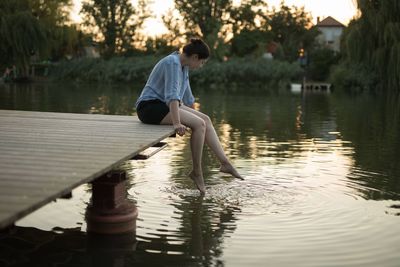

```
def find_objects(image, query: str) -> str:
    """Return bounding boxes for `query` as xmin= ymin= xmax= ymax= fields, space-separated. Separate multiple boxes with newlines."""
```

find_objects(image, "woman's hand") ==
xmin=174 ymin=123 xmax=187 ymax=136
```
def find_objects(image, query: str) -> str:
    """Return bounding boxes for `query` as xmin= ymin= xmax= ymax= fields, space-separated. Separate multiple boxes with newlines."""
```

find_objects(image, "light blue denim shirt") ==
xmin=135 ymin=51 xmax=195 ymax=108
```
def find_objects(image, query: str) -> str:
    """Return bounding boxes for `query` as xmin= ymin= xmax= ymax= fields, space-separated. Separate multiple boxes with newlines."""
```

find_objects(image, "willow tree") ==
xmin=342 ymin=0 xmax=400 ymax=93
xmin=0 ymin=0 xmax=78 ymax=78
xmin=80 ymin=0 xmax=149 ymax=57
xmin=30 ymin=0 xmax=78 ymax=61
xmin=0 ymin=0 xmax=46 ymax=76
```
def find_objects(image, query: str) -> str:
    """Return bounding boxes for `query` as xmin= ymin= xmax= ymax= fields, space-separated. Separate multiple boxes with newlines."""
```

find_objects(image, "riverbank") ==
xmin=48 ymin=56 xmax=303 ymax=91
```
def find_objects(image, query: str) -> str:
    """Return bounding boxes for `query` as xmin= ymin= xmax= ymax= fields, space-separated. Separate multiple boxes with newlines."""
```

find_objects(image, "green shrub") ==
xmin=307 ymin=48 xmax=340 ymax=81
xmin=50 ymin=56 xmax=302 ymax=91
xmin=191 ymin=57 xmax=302 ymax=89
xmin=330 ymin=63 xmax=378 ymax=93
xmin=50 ymin=56 xmax=161 ymax=83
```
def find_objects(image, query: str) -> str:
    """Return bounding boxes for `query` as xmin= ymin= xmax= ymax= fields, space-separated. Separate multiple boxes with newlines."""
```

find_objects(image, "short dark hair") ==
xmin=182 ymin=38 xmax=210 ymax=59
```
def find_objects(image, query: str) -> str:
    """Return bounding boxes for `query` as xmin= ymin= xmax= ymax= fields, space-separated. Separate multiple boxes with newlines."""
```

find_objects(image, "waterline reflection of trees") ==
xmin=0 ymin=82 xmax=140 ymax=115
xmin=197 ymin=90 xmax=400 ymax=200
xmin=198 ymin=92 xmax=340 ymax=159
xmin=333 ymin=94 xmax=400 ymax=199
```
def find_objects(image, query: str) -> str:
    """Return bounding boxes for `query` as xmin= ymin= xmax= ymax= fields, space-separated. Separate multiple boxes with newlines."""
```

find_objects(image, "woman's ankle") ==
xmin=190 ymin=169 xmax=203 ymax=177
xmin=189 ymin=170 xmax=206 ymax=193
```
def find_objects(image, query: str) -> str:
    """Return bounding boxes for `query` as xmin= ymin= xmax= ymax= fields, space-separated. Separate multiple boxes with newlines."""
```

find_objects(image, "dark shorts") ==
xmin=136 ymin=99 xmax=170 ymax=124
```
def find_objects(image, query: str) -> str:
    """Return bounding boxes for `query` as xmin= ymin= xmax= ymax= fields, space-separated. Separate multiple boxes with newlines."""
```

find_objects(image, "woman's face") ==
xmin=188 ymin=54 xmax=207 ymax=70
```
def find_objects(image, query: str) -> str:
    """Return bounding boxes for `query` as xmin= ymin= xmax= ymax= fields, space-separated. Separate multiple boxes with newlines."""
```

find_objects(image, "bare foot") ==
xmin=220 ymin=163 xmax=244 ymax=180
xmin=189 ymin=171 xmax=206 ymax=194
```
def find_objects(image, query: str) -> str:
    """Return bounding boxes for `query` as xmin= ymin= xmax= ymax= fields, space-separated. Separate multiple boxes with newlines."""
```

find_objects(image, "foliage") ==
xmin=51 ymin=56 xmax=161 ymax=83
xmin=307 ymin=48 xmax=340 ymax=81
xmin=80 ymin=0 xmax=149 ymax=57
xmin=144 ymin=37 xmax=178 ymax=56
xmin=0 ymin=0 xmax=80 ymax=77
xmin=227 ymin=2 xmax=317 ymax=60
xmin=50 ymin=56 xmax=301 ymax=90
xmin=339 ymin=0 xmax=400 ymax=93
xmin=173 ymin=0 xmax=229 ymax=39
xmin=330 ymin=63 xmax=378 ymax=93
xmin=190 ymin=57 xmax=302 ymax=88
xmin=30 ymin=0 xmax=71 ymax=23
xmin=230 ymin=29 xmax=271 ymax=57
xmin=0 ymin=0 xmax=46 ymax=75
xmin=30 ymin=0 xmax=76 ymax=60
xmin=229 ymin=0 xmax=265 ymax=33
xmin=265 ymin=2 xmax=319 ymax=62
xmin=168 ymin=0 xmax=264 ymax=59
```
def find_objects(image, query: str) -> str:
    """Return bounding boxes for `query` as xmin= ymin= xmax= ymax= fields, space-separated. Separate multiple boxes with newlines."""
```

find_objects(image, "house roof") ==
xmin=316 ymin=16 xmax=345 ymax=27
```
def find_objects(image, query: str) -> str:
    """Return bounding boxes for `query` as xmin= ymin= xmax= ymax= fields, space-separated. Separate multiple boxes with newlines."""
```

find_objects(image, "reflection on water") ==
xmin=0 ymin=82 xmax=139 ymax=115
xmin=0 ymin=83 xmax=400 ymax=266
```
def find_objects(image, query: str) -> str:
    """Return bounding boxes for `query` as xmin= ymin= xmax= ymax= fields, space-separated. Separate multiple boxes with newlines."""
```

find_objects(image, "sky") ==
xmin=71 ymin=0 xmax=358 ymax=36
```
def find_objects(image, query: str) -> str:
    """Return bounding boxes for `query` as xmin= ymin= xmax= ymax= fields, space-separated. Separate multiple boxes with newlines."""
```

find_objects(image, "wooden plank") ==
xmin=0 ymin=109 xmax=174 ymax=228
xmin=0 ymin=109 xmax=137 ymax=121
xmin=132 ymin=142 xmax=169 ymax=160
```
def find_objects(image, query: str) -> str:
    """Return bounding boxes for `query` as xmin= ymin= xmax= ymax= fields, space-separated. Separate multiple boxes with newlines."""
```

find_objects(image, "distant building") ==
xmin=316 ymin=16 xmax=345 ymax=52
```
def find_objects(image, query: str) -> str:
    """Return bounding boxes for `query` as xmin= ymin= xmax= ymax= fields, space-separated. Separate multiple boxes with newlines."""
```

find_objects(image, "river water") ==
xmin=0 ymin=82 xmax=399 ymax=267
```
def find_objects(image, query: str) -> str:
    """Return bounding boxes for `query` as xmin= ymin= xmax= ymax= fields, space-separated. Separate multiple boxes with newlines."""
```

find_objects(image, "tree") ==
xmin=228 ymin=0 xmax=265 ymax=34
xmin=230 ymin=29 xmax=271 ymax=57
xmin=307 ymin=48 xmax=340 ymax=81
xmin=170 ymin=0 xmax=265 ymax=59
xmin=29 ymin=0 xmax=78 ymax=61
xmin=0 ymin=0 xmax=79 ymax=79
xmin=341 ymin=0 xmax=400 ymax=93
xmin=80 ymin=0 xmax=149 ymax=57
xmin=0 ymin=0 xmax=46 ymax=76
xmin=173 ymin=0 xmax=230 ymax=41
xmin=266 ymin=2 xmax=319 ymax=62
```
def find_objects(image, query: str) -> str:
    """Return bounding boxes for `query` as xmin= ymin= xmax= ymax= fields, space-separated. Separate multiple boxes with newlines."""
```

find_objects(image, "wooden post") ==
xmin=86 ymin=170 xmax=138 ymax=234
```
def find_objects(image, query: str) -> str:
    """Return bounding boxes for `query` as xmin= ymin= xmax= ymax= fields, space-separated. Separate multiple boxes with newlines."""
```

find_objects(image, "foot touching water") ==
xmin=220 ymin=163 xmax=244 ymax=180
xmin=190 ymin=171 xmax=206 ymax=194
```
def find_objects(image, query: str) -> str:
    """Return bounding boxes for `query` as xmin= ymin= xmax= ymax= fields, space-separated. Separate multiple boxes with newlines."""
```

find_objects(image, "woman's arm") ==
xmin=169 ymin=100 xmax=186 ymax=136
xmin=169 ymin=100 xmax=181 ymax=125
xmin=182 ymin=81 xmax=195 ymax=108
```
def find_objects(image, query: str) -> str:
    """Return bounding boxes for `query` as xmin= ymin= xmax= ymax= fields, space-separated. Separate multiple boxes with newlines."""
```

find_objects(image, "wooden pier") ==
xmin=290 ymin=82 xmax=332 ymax=94
xmin=0 ymin=110 xmax=174 ymax=229
xmin=303 ymin=82 xmax=332 ymax=92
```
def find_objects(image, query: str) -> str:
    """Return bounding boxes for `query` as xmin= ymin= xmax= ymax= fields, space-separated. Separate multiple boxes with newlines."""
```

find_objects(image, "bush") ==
xmin=50 ymin=56 xmax=161 ymax=83
xmin=50 ymin=55 xmax=302 ymax=91
xmin=307 ymin=48 xmax=340 ymax=81
xmin=191 ymin=57 xmax=302 ymax=89
xmin=330 ymin=63 xmax=379 ymax=93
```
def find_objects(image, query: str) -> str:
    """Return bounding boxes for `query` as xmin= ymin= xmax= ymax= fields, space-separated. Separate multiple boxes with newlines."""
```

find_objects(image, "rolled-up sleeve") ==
xmin=164 ymin=62 xmax=181 ymax=105
xmin=182 ymin=82 xmax=195 ymax=106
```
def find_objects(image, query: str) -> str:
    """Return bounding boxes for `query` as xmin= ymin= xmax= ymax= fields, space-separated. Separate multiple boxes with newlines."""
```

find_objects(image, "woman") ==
xmin=136 ymin=38 xmax=243 ymax=194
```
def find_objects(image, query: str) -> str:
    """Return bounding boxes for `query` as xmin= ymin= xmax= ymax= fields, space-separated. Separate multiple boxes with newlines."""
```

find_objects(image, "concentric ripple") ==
xmin=121 ymin=134 xmax=400 ymax=266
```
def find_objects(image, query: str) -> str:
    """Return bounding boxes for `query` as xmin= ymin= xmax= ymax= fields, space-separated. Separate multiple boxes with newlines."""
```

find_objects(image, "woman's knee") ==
xmin=180 ymin=113 xmax=206 ymax=131
xmin=192 ymin=117 xmax=206 ymax=131
xmin=203 ymin=114 xmax=212 ymax=126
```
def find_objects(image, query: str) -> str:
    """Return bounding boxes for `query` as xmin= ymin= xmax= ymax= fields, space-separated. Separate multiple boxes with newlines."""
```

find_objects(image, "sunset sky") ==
xmin=71 ymin=0 xmax=358 ymax=36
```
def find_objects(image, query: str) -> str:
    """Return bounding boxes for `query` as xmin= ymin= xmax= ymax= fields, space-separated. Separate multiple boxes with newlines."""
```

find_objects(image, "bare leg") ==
xmin=161 ymin=108 xmax=206 ymax=193
xmin=181 ymin=106 xmax=244 ymax=180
